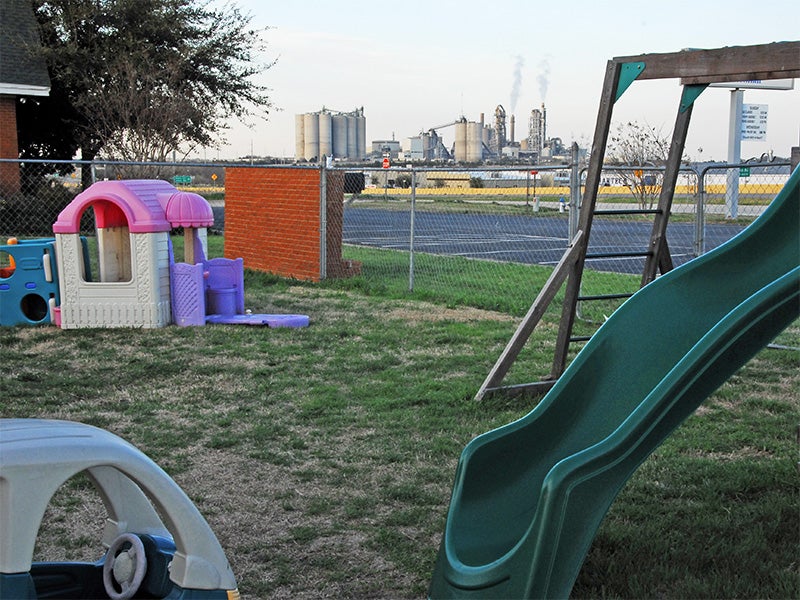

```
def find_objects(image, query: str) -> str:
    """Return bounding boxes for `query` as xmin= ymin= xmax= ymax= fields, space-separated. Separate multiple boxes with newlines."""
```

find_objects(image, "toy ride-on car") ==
xmin=0 ymin=419 xmax=239 ymax=599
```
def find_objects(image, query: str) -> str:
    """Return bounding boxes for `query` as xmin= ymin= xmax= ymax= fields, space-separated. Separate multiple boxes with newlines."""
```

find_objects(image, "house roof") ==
xmin=0 ymin=0 xmax=50 ymax=96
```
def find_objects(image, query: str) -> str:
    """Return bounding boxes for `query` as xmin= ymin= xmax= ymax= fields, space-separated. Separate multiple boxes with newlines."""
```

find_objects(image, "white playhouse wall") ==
xmin=55 ymin=231 xmax=172 ymax=329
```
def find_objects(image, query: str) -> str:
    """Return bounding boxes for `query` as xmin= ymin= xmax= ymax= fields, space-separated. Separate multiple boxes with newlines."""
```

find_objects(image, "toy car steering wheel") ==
xmin=102 ymin=533 xmax=147 ymax=600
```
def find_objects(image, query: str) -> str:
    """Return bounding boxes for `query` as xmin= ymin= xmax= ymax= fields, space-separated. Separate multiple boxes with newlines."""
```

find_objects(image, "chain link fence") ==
xmin=339 ymin=166 xmax=573 ymax=314
xmin=1 ymin=158 xmax=794 ymax=345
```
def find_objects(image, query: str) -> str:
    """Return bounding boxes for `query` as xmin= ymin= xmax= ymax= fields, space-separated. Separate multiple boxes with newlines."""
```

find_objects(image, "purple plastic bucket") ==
xmin=207 ymin=287 xmax=237 ymax=316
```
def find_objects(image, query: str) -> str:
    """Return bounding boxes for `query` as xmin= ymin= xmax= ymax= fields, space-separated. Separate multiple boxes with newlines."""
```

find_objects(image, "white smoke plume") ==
xmin=509 ymin=55 xmax=524 ymax=114
xmin=537 ymin=57 xmax=551 ymax=102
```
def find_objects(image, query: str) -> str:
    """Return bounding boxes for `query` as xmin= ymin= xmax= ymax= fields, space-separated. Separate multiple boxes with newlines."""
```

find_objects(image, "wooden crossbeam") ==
xmin=614 ymin=41 xmax=800 ymax=83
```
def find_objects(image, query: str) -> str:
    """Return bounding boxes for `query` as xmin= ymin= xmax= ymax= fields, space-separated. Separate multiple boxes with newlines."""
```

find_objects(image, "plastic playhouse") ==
xmin=1 ymin=179 xmax=308 ymax=329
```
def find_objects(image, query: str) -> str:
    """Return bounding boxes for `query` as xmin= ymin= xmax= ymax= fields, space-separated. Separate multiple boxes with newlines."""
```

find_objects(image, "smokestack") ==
xmin=480 ymin=112 xmax=484 ymax=127
xmin=541 ymin=103 xmax=547 ymax=146
xmin=510 ymin=115 xmax=516 ymax=144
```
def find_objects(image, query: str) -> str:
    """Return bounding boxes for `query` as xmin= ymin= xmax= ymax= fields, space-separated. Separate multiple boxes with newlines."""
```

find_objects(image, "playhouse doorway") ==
xmin=81 ymin=201 xmax=132 ymax=284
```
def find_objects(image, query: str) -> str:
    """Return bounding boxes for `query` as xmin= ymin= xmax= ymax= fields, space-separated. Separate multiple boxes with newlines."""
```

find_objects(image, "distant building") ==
xmin=527 ymin=105 xmax=545 ymax=162
xmin=371 ymin=139 xmax=401 ymax=159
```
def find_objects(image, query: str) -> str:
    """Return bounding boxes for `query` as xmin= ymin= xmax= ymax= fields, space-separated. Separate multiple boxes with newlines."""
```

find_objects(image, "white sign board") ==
xmin=741 ymin=104 xmax=768 ymax=141
xmin=710 ymin=79 xmax=794 ymax=90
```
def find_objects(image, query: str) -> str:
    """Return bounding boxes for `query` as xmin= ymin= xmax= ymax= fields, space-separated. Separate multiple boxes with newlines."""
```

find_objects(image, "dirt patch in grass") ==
xmin=383 ymin=303 xmax=515 ymax=324
xmin=278 ymin=286 xmax=515 ymax=325
xmin=179 ymin=446 xmax=426 ymax=599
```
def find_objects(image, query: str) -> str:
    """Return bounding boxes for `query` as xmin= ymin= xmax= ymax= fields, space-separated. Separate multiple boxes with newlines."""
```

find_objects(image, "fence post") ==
xmin=568 ymin=142 xmax=581 ymax=242
xmin=319 ymin=165 xmax=327 ymax=280
xmin=694 ymin=165 xmax=706 ymax=257
xmin=409 ymin=168 xmax=416 ymax=292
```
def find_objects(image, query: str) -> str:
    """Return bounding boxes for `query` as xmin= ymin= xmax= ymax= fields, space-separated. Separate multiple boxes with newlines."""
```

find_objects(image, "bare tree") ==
xmin=607 ymin=121 xmax=671 ymax=209
xmin=21 ymin=0 xmax=274 ymax=188
xmin=85 ymin=51 xmax=203 ymax=178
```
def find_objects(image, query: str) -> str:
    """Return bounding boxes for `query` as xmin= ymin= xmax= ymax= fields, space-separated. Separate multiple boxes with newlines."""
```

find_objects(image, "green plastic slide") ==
xmin=429 ymin=167 xmax=800 ymax=599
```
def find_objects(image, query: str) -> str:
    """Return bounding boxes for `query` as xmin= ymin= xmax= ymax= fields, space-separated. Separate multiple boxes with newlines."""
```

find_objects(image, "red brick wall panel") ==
xmin=224 ymin=167 xmax=358 ymax=282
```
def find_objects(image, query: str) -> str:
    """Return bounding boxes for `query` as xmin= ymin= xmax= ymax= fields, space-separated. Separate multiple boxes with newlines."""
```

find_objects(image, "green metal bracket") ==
xmin=615 ymin=62 xmax=646 ymax=102
xmin=679 ymin=83 xmax=709 ymax=113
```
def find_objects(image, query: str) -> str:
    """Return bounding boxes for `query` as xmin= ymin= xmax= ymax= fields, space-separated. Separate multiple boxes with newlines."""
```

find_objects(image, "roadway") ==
xmin=211 ymin=204 xmax=747 ymax=275
xmin=341 ymin=206 xmax=747 ymax=275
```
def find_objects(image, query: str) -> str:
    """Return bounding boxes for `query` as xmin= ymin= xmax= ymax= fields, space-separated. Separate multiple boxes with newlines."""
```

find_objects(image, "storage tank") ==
xmin=356 ymin=113 xmax=367 ymax=160
xmin=454 ymin=120 xmax=467 ymax=162
xmin=319 ymin=111 xmax=333 ymax=159
xmin=303 ymin=113 xmax=320 ymax=161
xmin=295 ymin=114 xmax=305 ymax=159
xmin=467 ymin=121 xmax=483 ymax=162
xmin=346 ymin=116 xmax=358 ymax=159
xmin=332 ymin=114 xmax=348 ymax=158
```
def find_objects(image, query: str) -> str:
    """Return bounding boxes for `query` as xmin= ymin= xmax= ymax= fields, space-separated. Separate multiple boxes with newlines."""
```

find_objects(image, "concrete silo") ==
xmin=467 ymin=121 xmax=483 ymax=162
xmin=318 ymin=111 xmax=333 ymax=159
xmin=454 ymin=120 xmax=467 ymax=162
xmin=295 ymin=114 xmax=305 ymax=160
xmin=303 ymin=113 xmax=320 ymax=161
xmin=332 ymin=114 xmax=348 ymax=159
xmin=356 ymin=112 xmax=367 ymax=160
xmin=346 ymin=116 xmax=358 ymax=159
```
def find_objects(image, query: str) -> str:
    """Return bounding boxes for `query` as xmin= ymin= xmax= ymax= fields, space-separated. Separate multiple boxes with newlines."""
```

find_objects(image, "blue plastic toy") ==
xmin=0 ymin=238 xmax=60 ymax=326
xmin=0 ymin=237 xmax=91 ymax=327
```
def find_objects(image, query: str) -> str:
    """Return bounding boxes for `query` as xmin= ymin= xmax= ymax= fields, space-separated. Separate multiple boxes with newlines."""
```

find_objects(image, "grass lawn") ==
xmin=0 ymin=236 xmax=797 ymax=599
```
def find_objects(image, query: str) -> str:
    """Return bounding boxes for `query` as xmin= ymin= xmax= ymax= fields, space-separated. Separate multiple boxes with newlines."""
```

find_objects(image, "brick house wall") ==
xmin=224 ymin=166 xmax=360 ymax=282
xmin=0 ymin=96 xmax=21 ymax=195
xmin=1 ymin=0 xmax=52 ymax=196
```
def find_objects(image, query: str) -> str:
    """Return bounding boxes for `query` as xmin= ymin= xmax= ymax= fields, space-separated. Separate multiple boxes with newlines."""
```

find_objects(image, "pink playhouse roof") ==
xmin=163 ymin=191 xmax=214 ymax=228
xmin=53 ymin=180 xmax=213 ymax=234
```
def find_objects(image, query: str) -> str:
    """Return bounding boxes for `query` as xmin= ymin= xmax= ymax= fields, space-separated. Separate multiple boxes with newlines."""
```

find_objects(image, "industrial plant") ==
xmin=294 ymin=103 xmax=567 ymax=164
xmin=295 ymin=107 xmax=367 ymax=162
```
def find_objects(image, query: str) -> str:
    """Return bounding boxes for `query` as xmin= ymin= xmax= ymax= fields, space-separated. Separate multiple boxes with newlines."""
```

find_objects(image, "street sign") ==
xmin=382 ymin=157 xmax=390 ymax=169
xmin=739 ymin=167 xmax=751 ymax=177
xmin=530 ymin=170 xmax=538 ymax=175
xmin=173 ymin=175 xmax=192 ymax=185
xmin=741 ymin=104 xmax=768 ymax=141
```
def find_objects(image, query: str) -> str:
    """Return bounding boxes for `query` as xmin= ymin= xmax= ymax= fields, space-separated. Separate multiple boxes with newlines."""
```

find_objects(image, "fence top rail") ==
xmin=1 ymin=158 xmax=791 ymax=176
xmin=334 ymin=165 xmax=575 ymax=174
xmin=698 ymin=160 xmax=792 ymax=177
xmin=0 ymin=158 xmax=319 ymax=170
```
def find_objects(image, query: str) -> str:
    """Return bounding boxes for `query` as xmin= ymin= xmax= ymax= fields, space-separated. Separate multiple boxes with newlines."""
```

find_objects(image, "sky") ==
xmin=207 ymin=0 xmax=800 ymax=162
